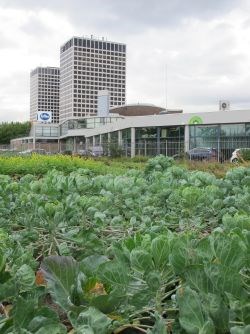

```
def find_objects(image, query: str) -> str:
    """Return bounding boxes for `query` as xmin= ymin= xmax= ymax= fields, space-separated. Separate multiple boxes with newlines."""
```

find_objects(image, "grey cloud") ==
xmin=20 ymin=16 xmax=51 ymax=36
xmin=1 ymin=0 xmax=244 ymax=33
xmin=1 ymin=0 xmax=250 ymax=121
xmin=0 ymin=32 xmax=19 ymax=49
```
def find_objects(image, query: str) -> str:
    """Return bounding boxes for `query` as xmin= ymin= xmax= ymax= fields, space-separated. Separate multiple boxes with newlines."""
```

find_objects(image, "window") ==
xmin=136 ymin=127 xmax=157 ymax=139
xmin=220 ymin=124 xmax=245 ymax=137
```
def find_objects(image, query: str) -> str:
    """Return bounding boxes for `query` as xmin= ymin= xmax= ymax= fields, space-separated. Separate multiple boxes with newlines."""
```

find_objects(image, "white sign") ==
xmin=37 ymin=112 xmax=52 ymax=123
xmin=97 ymin=90 xmax=110 ymax=117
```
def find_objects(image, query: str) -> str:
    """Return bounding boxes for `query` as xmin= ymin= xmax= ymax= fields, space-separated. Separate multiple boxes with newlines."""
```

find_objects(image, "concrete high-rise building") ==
xmin=30 ymin=67 xmax=60 ymax=123
xmin=59 ymin=36 xmax=126 ymax=122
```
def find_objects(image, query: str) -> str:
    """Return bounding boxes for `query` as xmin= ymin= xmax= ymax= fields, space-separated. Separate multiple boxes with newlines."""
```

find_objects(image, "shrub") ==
xmin=239 ymin=148 xmax=250 ymax=161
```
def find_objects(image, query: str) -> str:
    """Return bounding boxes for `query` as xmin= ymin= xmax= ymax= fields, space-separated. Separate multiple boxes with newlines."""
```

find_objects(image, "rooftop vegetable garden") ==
xmin=0 ymin=155 xmax=249 ymax=333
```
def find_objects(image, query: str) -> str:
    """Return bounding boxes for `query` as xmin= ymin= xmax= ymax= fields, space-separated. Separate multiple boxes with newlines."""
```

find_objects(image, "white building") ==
xmin=11 ymin=104 xmax=250 ymax=161
xmin=59 ymin=36 xmax=126 ymax=122
xmin=30 ymin=67 xmax=60 ymax=124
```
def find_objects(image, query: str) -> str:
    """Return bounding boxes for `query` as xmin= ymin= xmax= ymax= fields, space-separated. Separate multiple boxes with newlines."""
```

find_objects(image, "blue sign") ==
xmin=40 ymin=113 xmax=50 ymax=121
xmin=37 ymin=112 xmax=52 ymax=123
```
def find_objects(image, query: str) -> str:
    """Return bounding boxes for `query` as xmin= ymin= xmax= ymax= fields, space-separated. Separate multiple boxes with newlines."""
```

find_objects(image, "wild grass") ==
xmin=0 ymin=155 xmax=145 ymax=176
xmin=0 ymin=154 xmax=248 ymax=177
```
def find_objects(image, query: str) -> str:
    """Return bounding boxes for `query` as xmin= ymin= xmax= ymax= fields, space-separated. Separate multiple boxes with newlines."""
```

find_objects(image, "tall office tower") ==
xmin=59 ymin=36 xmax=126 ymax=122
xmin=30 ymin=67 xmax=60 ymax=123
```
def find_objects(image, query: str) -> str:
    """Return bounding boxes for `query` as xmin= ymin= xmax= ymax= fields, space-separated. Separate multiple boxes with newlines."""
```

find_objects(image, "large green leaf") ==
xmin=74 ymin=326 xmax=94 ymax=334
xmin=70 ymin=307 xmax=112 ymax=334
xmin=15 ymin=264 xmax=35 ymax=291
xmin=170 ymin=235 xmax=193 ymax=275
xmin=41 ymin=256 xmax=79 ymax=310
xmin=35 ymin=324 xmax=67 ymax=334
xmin=183 ymin=265 xmax=214 ymax=294
xmin=151 ymin=235 xmax=170 ymax=270
xmin=177 ymin=286 xmax=215 ymax=334
xmin=0 ymin=248 xmax=6 ymax=273
xmin=129 ymin=287 xmax=154 ymax=308
xmin=205 ymin=264 xmax=241 ymax=297
xmin=90 ymin=292 xmax=122 ymax=314
xmin=27 ymin=307 xmax=66 ymax=333
xmin=230 ymin=325 xmax=250 ymax=334
xmin=196 ymin=238 xmax=213 ymax=262
xmin=80 ymin=255 xmax=109 ymax=276
xmin=12 ymin=296 xmax=37 ymax=330
xmin=130 ymin=248 xmax=153 ymax=273
xmin=98 ymin=261 xmax=129 ymax=288
xmin=211 ymin=234 xmax=245 ymax=270
xmin=0 ymin=277 xmax=17 ymax=300
xmin=208 ymin=294 xmax=229 ymax=333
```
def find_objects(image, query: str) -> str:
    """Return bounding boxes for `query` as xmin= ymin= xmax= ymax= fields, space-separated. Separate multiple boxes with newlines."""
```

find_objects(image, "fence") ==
xmin=73 ymin=139 xmax=250 ymax=162
xmin=4 ymin=138 xmax=250 ymax=162
xmin=0 ymin=144 xmax=10 ymax=150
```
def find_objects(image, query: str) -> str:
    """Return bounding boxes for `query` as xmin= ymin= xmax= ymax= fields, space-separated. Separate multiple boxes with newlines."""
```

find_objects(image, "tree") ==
xmin=0 ymin=122 xmax=31 ymax=144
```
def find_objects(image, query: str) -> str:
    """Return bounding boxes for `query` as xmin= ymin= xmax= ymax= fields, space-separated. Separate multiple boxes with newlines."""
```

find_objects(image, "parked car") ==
xmin=77 ymin=149 xmax=96 ymax=157
xmin=61 ymin=150 xmax=72 ymax=155
xmin=18 ymin=149 xmax=47 ymax=155
xmin=230 ymin=149 xmax=240 ymax=163
xmin=77 ymin=146 xmax=104 ymax=157
xmin=187 ymin=147 xmax=217 ymax=161
xmin=230 ymin=148 xmax=250 ymax=163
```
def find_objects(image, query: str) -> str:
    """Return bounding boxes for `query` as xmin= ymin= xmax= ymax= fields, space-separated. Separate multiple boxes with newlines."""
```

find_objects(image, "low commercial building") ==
xmin=11 ymin=104 xmax=250 ymax=160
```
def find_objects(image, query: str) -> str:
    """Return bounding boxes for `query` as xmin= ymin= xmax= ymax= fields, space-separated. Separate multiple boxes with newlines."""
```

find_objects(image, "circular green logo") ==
xmin=189 ymin=116 xmax=203 ymax=125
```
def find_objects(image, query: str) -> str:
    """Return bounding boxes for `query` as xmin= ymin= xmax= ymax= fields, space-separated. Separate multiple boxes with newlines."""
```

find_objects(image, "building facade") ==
xmin=30 ymin=67 xmax=60 ymax=124
xmin=59 ymin=109 xmax=250 ymax=160
xmin=59 ymin=36 xmax=126 ymax=122
xmin=13 ymin=103 xmax=250 ymax=161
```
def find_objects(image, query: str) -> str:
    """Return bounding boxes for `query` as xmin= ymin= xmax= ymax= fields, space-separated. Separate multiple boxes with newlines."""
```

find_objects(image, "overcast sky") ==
xmin=1 ymin=0 xmax=250 ymax=121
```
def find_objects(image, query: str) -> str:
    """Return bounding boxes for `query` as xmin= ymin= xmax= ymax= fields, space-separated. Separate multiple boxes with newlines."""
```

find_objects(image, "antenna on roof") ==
xmin=164 ymin=63 xmax=168 ymax=111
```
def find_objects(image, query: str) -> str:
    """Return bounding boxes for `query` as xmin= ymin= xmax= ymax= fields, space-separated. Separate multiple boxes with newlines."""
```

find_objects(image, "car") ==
xmin=60 ymin=150 xmax=73 ymax=155
xmin=18 ymin=149 xmax=47 ymax=155
xmin=77 ymin=146 xmax=104 ymax=157
xmin=230 ymin=148 xmax=250 ymax=163
xmin=230 ymin=149 xmax=241 ymax=163
xmin=77 ymin=149 xmax=96 ymax=157
xmin=187 ymin=147 xmax=217 ymax=161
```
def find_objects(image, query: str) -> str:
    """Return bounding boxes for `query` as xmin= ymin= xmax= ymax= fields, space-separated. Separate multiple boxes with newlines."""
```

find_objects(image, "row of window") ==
xmin=74 ymin=59 xmax=125 ymax=64
xmin=61 ymin=38 xmax=126 ymax=53
xmin=73 ymin=73 xmax=125 ymax=78
xmin=35 ymin=126 xmax=58 ymax=137
xmin=72 ymin=63 xmax=125 ymax=69
xmin=73 ymin=39 xmax=126 ymax=52
xmin=190 ymin=124 xmax=250 ymax=138
xmin=73 ymin=67 xmax=125 ymax=71
xmin=73 ymin=79 xmax=125 ymax=84
xmin=31 ymin=68 xmax=60 ymax=76
xmin=74 ymin=50 xmax=126 ymax=57
xmin=38 ymin=87 xmax=59 ymax=91
xmin=74 ymin=56 xmax=126 ymax=61
xmin=73 ymin=98 xmax=123 ymax=106
xmin=73 ymin=84 xmax=125 ymax=89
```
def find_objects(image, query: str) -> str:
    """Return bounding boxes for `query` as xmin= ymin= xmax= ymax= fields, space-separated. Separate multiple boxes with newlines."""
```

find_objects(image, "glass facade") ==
xmin=35 ymin=125 xmax=58 ymax=137
xmin=190 ymin=123 xmax=250 ymax=145
xmin=135 ymin=126 xmax=185 ymax=157
xmin=110 ymin=131 xmax=118 ymax=143
xmin=189 ymin=125 xmax=219 ymax=149
xmin=121 ymin=129 xmax=131 ymax=156
xmin=60 ymin=117 xmax=122 ymax=136
xmin=189 ymin=123 xmax=250 ymax=160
